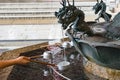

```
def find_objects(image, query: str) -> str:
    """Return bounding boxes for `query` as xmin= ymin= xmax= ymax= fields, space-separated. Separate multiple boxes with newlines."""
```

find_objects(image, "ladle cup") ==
xmin=57 ymin=61 xmax=70 ymax=71
xmin=43 ymin=51 xmax=53 ymax=59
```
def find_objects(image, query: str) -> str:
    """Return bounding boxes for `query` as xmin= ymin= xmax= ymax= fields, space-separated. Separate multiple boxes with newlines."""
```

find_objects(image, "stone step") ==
xmin=0 ymin=9 xmax=57 ymax=13
xmin=0 ymin=24 xmax=62 ymax=40
xmin=0 ymin=1 xmax=112 ymax=22
xmin=0 ymin=2 xmax=97 ymax=19
xmin=0 ymin=12 xmax=97 ymax=24
xmin=0 ymin=0 xmax=96 ymax=3
xmin=0 ymin=14 xmax=55 ymax=19
xmin=0 ymin=2 xmax=96 ymax=9
xmin=0 ymin=17 xmax=57 ymax=24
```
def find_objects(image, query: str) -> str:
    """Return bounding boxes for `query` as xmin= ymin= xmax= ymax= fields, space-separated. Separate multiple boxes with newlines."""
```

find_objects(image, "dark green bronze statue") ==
xmin=55 ymin=0 xmax=120 ymax=40
xmin=55 ymin=0 xmax=120 ymax=70
xmin=93 ymin=0 xmax=112 ymax=22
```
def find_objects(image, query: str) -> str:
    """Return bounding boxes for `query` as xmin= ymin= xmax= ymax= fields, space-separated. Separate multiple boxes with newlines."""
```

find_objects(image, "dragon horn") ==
xmin=60 ymin=0 xmax=66 ymax=7
xmin=73 ymin=0 xmax=74 ymax=6
xmin=67 ymin=0 xmax=70 ymax=6
xmin=64 ymin=0 xmax=66 ymax=6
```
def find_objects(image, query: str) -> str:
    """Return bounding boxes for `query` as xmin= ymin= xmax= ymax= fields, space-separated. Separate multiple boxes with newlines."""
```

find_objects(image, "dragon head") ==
xmin=55 ymin=0 xmax=85 ymax=30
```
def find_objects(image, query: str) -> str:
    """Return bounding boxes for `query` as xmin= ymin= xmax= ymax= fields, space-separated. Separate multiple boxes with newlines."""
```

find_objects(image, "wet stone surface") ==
xmin=6 ymin=45 xmax=107 ymax=80
xmin=52 ymin=47 xmax=88 ymax=80
xmin=7 ymin=47 xmax=53 ymax=80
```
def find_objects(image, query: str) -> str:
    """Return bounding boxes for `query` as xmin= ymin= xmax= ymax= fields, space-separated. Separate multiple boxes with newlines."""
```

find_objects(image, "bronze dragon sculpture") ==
xmin=55 ymin=0 xmax=120 ymax=40
xmin=93 ymin=0 xmax=112 ymax=22
xmin=55 ymin=0 xmax=120 ymax=70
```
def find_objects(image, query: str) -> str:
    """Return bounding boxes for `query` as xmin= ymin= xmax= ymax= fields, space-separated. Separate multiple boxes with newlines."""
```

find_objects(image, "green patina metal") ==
xmin=55 ymin=0 xmax=120 ymax=70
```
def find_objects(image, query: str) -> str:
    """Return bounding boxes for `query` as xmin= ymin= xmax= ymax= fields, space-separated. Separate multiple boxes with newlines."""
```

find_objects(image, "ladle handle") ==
xmin=30 ymin=60 xmax=56 ymax=67
xmin=30 ymin=55 xmax=43 ymax=59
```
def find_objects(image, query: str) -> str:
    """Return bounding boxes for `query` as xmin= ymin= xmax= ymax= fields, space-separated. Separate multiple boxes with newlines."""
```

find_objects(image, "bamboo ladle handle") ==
xmin=30 ymin=55 xmax=43 ymax=59
xmin=30 ymin=60 xmax=56 ymax=67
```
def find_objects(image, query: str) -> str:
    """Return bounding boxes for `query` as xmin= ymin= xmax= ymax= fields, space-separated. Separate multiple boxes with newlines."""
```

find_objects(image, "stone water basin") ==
xmin=0 ymin=41 xmax=113 ymax=80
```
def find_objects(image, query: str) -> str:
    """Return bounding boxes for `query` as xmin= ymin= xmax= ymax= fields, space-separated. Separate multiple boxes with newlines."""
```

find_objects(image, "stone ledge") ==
xmin=0 ymin=41 xmax=49 ymax=80
xmin=84 ymin=60 xmax=120 ymax=80
xmin=0 ymin=37 xmax=70 ymax=80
